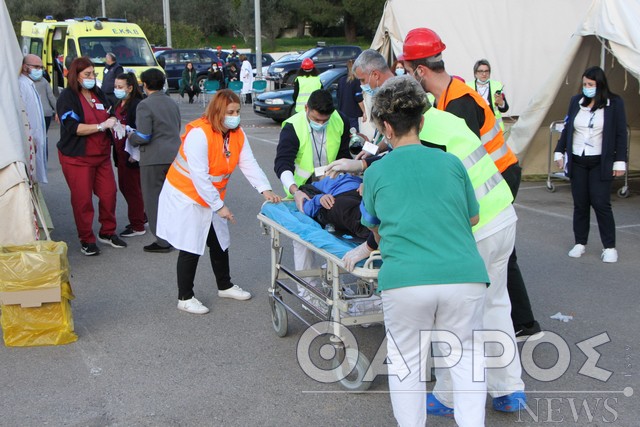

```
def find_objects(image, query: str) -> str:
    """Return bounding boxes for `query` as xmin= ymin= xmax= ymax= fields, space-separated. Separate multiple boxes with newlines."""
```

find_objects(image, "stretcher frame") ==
xmin=257 ymin=210 xmax=382 ymax=391
xmin=546 ymin=120 xmax=631 ymax=197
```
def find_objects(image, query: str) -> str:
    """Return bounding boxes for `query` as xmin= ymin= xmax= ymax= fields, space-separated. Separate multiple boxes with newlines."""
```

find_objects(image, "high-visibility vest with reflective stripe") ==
xmin=294 ymin=75 xmax=322 ymax=113
xmin=166 ymin=117 xmax=244 ymax=207
xmin=419 ymin=107 xmax=513 ymax=232
xmin=439 ymin=78 xmax=518 ymax=173
xmin=282 ymin=110 xmax=344 ymax=196
xmin=467 ymin=79 xmax=505 ymax=131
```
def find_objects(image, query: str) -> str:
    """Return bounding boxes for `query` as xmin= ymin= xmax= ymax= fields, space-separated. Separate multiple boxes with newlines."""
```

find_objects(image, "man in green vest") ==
xmin=274 ymin=89 xmax=351 ymax=270
xmin=468 ymin=59 xmax=509 ymax=131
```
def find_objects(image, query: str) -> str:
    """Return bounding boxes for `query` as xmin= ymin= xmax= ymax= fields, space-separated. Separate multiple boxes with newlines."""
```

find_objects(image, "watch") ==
xmin=97 ymin=123 xmax=104 ymax=132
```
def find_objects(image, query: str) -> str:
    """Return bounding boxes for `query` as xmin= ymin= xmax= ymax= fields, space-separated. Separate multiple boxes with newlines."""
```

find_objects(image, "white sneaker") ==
xmin=177 ymin=297 xmax=209 ymax=314
xmin=601 ymin=248 xmax=618 ymax=263
xmin=218 ymin=284 xmax=252 ymax=301
xmin=568 ymin=244 xmax=586 ymax=258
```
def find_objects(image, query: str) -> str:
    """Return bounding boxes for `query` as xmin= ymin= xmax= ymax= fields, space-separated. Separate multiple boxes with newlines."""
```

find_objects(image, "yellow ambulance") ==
xmin=21 ymin=17 xmax=164 ymax=94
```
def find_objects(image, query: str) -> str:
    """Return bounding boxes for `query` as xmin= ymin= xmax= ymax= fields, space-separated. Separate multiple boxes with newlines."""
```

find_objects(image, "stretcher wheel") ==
xmin=271 ymin=298 xmax=288 ymax=337
xmin=617 ymin=186 xmax=630 ymax=198
xmin=337 ymin=351 xmax=371 ymax=392
xmin=546 ymin=181 xmax=556 ymax=193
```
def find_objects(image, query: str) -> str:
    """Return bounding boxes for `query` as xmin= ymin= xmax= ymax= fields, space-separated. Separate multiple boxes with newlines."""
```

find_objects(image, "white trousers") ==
xmin=293 ymin=240 xmax=315 ymax=271
xmin=383 ymin=283 xmax=487 ymax=427
xmin=434 ymin=222 xmax=524 ymax=407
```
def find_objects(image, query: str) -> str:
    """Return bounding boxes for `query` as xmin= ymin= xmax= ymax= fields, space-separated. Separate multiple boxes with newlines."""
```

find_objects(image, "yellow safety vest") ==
xmin=294 ymin=75 xmax=322 ymax=113
xmin=419 ymin=107 xmax=513 ymax=232
xmin=467 ymin=79 xmax=505 ymax=131
xmin=282 ymin=111 xmax=344 ymax=197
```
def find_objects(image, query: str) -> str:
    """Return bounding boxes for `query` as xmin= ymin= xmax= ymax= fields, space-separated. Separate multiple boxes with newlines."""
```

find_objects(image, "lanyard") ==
xmin=310 ymin=128 xmax=325 ymax=166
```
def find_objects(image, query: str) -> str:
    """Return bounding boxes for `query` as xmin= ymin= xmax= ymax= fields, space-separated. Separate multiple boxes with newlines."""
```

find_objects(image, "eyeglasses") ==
xmin=26 ymin=64 xmax=44 ymax=70
xmin=476 ymin=69 xmax=490 ymax=74
xmin=81 ymin=72 xmax=97 ymax=78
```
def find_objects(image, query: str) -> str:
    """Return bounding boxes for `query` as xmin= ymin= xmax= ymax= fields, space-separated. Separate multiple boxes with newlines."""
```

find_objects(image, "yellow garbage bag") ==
xmin=0 ymin=241 xmax=78 ymax=347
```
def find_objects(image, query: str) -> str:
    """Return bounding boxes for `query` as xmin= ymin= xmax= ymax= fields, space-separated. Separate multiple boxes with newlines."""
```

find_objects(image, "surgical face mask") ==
xmin=476 ymin=78 xmax=489 ymax=85
xmin=224 ymin=115 xmax=241 ymax=129
xmin=309 ymin=120 xmax=328 ymax=132
xmin=582 ymin=86 xmax=596 ymax=98
xmin=29 ymin=68 xmax=43 ymax=81
xmin=114 ymin=88 xmax=128 ymax=99
xmin=395 ymin=68 xmax=405 ymax=76
xmin=81 ymin=78 xmax=96 ymax=90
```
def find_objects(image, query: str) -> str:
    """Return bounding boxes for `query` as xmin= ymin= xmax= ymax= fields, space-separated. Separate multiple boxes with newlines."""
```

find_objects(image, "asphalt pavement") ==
xmin=1 ymin=94 xmax=638 ymax=426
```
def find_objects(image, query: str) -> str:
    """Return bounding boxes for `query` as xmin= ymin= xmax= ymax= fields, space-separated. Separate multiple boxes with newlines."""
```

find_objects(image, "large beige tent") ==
xmin=0 ymin=0 xmax=46 ymax=244
xmin=371 ymin=0 xmax=639 ymax=175
xmin=509 ymin=0 xmax=640 ymax=175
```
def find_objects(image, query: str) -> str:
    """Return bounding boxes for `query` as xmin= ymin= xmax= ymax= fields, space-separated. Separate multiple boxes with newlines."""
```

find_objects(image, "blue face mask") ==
xmin=224 ymin=115 xmax=241 ymax=129
xmin=29 ymin=69 xmax=43 ymax=81
xmin=114 ymin=89 xmax=128 ymax=99
xmin=582 ymin=86 xmax=596 ymax=98
xmin=82 ymin=78 xmax=96 ymax=90
xmin=309 ymin=120 xmax=328 ymax=132
xmin=395 ymin=68 xmax=405 ymax=76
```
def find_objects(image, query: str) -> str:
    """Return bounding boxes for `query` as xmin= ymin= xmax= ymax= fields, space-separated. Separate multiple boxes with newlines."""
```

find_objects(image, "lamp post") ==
xmin=101 ymin=0 xmax=106 ymax=17
xmin=254 ymin=0 xmax=262 ymax=78
xmin=163 ymin=0 xmax=173 ymax=47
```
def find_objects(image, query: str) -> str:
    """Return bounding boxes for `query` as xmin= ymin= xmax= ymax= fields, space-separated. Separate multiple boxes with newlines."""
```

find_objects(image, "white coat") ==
xmin=156 ymin=126 xmax=271 ymax=255
xmin=240 ymin=60 xmax=254 ymax=95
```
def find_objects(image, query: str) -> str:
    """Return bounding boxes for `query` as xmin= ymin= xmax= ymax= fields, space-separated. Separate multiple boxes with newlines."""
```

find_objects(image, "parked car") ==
xmin=244 ymin=53 xmax=276 ymax=77
xmin=253 ymin=67 xmax=347 ymax=122
xmin=155 ymin=49 xmax=222 ymax=90
xmin=266 ymin=45 xmax=361 ymax=87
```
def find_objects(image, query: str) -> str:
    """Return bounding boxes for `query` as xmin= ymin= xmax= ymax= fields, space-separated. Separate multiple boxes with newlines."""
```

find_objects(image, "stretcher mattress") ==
xmin=260 ymin=201 xmax=359 ymax=259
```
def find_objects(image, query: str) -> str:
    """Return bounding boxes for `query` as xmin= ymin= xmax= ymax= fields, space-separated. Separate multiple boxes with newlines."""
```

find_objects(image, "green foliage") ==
xmin=9 ymin=0 xmax=381 ymax=51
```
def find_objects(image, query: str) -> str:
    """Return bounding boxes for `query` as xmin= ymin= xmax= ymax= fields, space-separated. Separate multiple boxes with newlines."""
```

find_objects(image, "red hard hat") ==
xmin=401 ymin=28 xmax=446 ymax=61
xmin=301 ymin=58 xmax=315 ymax=71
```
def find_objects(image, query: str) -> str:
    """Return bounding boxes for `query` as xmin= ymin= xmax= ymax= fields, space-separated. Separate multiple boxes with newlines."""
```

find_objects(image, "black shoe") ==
xmin=143 ymin=242 xmax=172 ymax=253
xmin=80 ymin=242 xmax=101 ymax=256
xmin=120 ymin=226 xmax=146 ymax=237
xmin=515 ymin=321 xmax=544 ymax=342
xmin=98 ymin=234 xmax=128 ymax=248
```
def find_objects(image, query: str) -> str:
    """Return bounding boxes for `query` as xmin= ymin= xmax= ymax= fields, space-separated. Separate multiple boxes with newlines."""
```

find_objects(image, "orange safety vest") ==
xmin=166 ymin=117 xmax=244 ymax=207
xmin=438 ymin=78 xmax=518 ymax=173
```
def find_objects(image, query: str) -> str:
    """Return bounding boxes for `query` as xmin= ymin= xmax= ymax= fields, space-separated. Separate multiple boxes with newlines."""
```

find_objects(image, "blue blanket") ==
xmin=260 ymin=202 xmax=359 ymax=259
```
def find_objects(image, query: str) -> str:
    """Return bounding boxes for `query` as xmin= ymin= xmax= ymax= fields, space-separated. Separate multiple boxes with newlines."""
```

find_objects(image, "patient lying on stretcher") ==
xmin=294 ymin=174 xmax=376 ymax=270
xmin=294 ymin=174 xmax=369 ymax=239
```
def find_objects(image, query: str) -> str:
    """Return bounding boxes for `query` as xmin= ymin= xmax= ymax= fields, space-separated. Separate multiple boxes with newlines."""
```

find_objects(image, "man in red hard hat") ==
xmin=402 ymin=27 xmax=528 ymax=416
xmin=403 ymin=27 xmax=543 ymax=346
xmin=293 ymin=58 xmax=322 ymax=113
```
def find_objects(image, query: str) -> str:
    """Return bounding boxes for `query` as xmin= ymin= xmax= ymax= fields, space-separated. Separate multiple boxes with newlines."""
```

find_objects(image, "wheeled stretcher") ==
xmin=257 ymin=201 xmax=382 ymax=391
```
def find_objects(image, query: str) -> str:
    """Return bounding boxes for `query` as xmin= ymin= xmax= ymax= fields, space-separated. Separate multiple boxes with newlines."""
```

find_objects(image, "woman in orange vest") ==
xmin=157 ymin=89 xmax=281 ymax=314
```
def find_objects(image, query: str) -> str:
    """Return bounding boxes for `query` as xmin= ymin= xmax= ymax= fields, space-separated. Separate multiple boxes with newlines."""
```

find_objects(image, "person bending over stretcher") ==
xmin=294 ymin=174 xmax=370 ymax=240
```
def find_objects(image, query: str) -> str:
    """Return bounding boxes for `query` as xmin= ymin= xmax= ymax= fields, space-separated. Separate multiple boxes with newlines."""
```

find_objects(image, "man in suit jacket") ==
xmin=129 ymin=69 xmax=181 ymax=252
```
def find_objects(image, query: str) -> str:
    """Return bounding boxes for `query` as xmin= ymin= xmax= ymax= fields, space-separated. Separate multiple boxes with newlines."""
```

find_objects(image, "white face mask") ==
xmin=224 ymin=115 xmax=241 ymax=129
xmin=395 ymin=68 xmax=405 ymax=76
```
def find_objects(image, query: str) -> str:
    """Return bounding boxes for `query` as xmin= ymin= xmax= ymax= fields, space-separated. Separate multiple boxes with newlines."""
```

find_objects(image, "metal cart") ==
xmin=546 ymin=120 xmax=630 ymax=197
xmin=258 ymin=208 xmax=383 ymax=391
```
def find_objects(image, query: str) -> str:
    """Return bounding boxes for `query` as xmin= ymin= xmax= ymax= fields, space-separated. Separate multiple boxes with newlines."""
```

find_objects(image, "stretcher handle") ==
xmin=362 ymin=250 xmax=382 ymax=269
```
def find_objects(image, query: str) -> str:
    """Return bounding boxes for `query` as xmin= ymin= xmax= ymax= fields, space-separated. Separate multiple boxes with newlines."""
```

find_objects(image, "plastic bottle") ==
xmin=348 ymin=127 xmax=365 ymax=156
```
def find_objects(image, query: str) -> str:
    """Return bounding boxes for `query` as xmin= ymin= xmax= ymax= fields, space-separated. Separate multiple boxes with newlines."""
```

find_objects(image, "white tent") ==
xmin=509 ymin=0 xmax=640 ymax=175
xmin=371 ymin=0 xmax=589 ymax=117
xmin=0 ymin=0 xmax=45 ymax=244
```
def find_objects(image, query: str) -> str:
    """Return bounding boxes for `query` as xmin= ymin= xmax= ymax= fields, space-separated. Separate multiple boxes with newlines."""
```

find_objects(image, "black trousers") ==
xmin=177 ymin=224 xmax=233 ymax=300
xmin=316 ymin=190 xmax=370 ymax=239
xmin=571 ymin=154 xmax=615 ymax=248
xmin=501 ymin=162 xmax=536 ymax=328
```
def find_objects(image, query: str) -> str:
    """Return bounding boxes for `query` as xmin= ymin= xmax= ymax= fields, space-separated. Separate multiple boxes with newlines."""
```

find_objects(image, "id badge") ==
xmin=95 ymin=103 xmax=105 ymax=110
xmin=314 ymin=166 xmax=327 ymax=177
xmin=363 ymin=141 xmax=379 ymax=155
